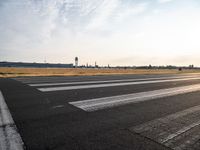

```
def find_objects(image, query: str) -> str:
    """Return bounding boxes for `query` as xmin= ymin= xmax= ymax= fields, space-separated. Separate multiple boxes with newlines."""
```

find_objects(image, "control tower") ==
xmin=75 ymin=57 xmax=78 ymax=68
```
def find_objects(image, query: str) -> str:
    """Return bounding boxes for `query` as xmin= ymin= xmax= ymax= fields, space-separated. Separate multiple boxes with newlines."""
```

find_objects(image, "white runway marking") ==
xmin=69 ymin=84 xmax=200 ymax=112
xmin=0 ymin=91 xmax=24 ymax=150
xmin=39 ymin=77 xmax=200 ymax=92
xmin=29 ymin=75 xmax=200 ymax=87
xmin=131 ymin=105 xmax=200 ymax=150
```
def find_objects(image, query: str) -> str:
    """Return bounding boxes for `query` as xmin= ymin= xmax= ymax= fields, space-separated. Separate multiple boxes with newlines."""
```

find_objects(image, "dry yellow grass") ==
xmin=0 ymin=67 xmax=200 ymax=77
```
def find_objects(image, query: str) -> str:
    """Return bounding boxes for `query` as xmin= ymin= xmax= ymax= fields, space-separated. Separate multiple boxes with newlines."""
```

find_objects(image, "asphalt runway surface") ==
xmin=1 ymin=74 xmax=200 ymax=150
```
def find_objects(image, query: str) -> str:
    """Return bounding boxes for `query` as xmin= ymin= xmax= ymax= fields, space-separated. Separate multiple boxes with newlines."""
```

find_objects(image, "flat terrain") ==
xmin=1 ymin=67 xmax=200 ymax=77
xmin=1 ymin=74 xmax=200 ymax=149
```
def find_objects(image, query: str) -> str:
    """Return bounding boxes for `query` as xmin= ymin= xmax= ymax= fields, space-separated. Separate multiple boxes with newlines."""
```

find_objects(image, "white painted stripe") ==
xmin=0 ymin=92 xmax=14 ymax=127
xmin=0 ymin=91 xmax=24 ymax=150
xmin=29 ymin=75 xmax=200 ymax=87
xmin=39 ymin=77 xmax=200 ymax=92
xmin=29 ymin=77 xmax=162 ymax=87
xmin=69 ymin=84 xmax=200 ymax=112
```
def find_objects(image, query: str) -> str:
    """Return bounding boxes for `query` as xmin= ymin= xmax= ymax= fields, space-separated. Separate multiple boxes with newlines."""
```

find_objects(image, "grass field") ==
xmin=1 ymin=67 xmax=200 ymax=77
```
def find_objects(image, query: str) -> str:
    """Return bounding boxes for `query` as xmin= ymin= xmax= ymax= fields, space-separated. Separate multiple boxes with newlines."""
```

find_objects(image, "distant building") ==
xmin=95 ymin=61 xmax=98 ymax=68
xmin=0 ymin=62 xmax=73 ymax=68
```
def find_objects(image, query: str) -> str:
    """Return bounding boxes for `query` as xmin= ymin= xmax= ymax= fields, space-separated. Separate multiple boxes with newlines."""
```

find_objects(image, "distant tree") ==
xmin=148 ymin=64 xmax=152 ymax=69
xmin=189 ymin=65 xmax=194 ymax=69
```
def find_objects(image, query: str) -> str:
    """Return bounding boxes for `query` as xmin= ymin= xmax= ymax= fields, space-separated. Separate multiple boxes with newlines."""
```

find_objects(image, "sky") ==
xmin=1 ymin=0 xmax=200 ymax=66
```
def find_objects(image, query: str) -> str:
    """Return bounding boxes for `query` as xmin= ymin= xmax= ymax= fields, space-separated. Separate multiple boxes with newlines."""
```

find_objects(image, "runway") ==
xmin=1 ymin=73 xmax=200 ymax=149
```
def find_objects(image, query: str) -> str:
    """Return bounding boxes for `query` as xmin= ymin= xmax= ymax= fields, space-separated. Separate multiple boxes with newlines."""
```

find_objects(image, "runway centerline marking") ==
xmin=69 ymin=83 xmax=200 ymax=112
xmin=0 ymin=91 xmax=24 ymax=150
xmin=38 ymin=76 xmax=200 ymax=92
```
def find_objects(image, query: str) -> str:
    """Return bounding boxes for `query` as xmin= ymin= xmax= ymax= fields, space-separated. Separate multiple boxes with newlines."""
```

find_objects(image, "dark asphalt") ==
xmin=1 ymin=74 xmax=200 ymax=150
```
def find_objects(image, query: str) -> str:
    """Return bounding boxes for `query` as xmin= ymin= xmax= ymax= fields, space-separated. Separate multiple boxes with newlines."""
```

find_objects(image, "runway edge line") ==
xmin=0 ymin=91 xmax=24 ymax=150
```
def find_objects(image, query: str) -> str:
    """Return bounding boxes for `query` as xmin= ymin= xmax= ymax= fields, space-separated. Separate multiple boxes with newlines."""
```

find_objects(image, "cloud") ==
xmin=116 ymin=2 xmax=149 ymax=21
xmin=158 ymin=0 xmax=175 ymax=3
xmin=86 ymin=0 xmax=120 ymax=30
xmin=0 ymin=0 xmax=149 ymax=44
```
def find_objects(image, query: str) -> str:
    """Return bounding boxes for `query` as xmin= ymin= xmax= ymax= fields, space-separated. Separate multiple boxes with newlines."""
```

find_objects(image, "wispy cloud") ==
xmin=86 ymin=0 xmax=120 ymax=30
xmin=158 ymin=0 xmax=175 ymax=3
xmin=116 ymin=2 xmax=149 ymax=22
